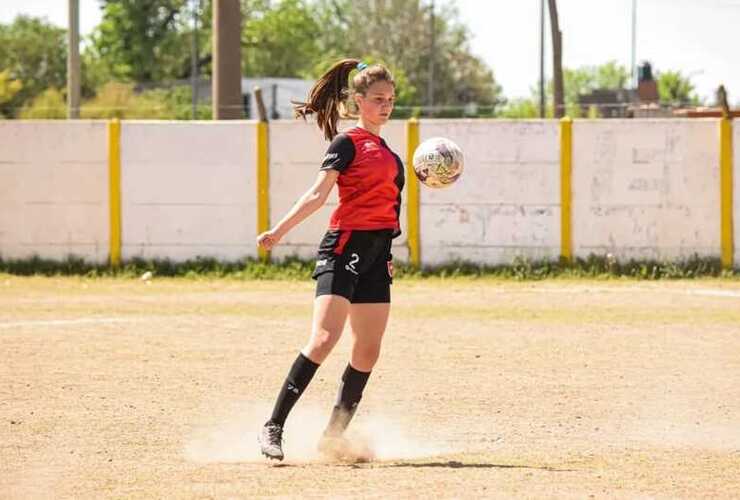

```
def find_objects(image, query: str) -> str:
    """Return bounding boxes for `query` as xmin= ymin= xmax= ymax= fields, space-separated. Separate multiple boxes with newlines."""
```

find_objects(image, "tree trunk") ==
xmin=212 ymin=0 xmax=243 ymax=119
xmin=548 ymin=0 xmax=564 ymax=118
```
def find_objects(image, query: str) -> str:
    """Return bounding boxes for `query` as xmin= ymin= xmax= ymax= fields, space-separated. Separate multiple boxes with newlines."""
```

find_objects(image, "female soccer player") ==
xmin=257 ymin=58 xmax=404 ymax=461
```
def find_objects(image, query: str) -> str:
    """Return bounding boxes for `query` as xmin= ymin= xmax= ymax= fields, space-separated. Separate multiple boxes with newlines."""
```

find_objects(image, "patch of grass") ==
xmin=0 ymin=255 xmax=314 ymax=280
xmin=397 ymin=254 xmax=737 ymax=280
xmin=0 ymin=254 xmax=737 ymax=280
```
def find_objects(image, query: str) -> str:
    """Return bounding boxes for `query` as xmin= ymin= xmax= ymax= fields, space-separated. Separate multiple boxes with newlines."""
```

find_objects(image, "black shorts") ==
xmin=312 ymin=229 xmax=394 ymax=303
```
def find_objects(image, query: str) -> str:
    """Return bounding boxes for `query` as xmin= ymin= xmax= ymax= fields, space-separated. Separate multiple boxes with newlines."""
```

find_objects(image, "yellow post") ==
xmin=108 ymin=119 xmax=121 ymax=267
xmin=256 ymin=121 xmax=270 ymax=262
xmin=560 ymin=116 xmax=573 ymax=263
xmin=406 ymin=118 xmax=421 ymax=267
xmin=720 ymin=118 xmax=734 ymax=270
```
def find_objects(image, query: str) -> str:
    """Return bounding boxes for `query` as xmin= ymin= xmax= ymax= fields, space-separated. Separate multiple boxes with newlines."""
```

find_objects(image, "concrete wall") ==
xmin=121 ymin=121 xmax=257 ymax=261
xmin=0 ymin=119 xmax=735 ymax=266
xmin=0 ymin=121 xmax=109 ymax=262
xmin=572 ymin=119 xmax=720 ymax=261
xmin=419 ymin=120 xmax=560 ymax=266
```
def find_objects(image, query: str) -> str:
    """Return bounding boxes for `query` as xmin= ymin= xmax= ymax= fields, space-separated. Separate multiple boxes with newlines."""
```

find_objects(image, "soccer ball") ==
xmin=412 ymin=137 xmax=464 ymax=188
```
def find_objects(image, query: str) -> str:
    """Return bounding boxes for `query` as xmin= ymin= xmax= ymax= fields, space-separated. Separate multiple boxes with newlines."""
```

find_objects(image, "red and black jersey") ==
xmin=320 ymin=127 xmax=405 ymax=235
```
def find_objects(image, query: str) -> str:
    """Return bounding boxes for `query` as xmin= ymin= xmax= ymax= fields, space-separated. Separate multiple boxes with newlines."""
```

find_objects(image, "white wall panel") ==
xmin=0 ymin=121 xmax=108 ymax=262
xmin=120 ymin=121 xmax=257 ymax=261
xmin=572 ymin=119 xmax=720 ymax=261
xmin=418 ymin=120 xmax=560 ymax=266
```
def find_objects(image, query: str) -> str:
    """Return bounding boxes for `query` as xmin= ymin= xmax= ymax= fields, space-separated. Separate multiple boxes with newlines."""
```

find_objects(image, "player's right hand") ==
xmin=257 ymin=230 xmax=281 ymax=251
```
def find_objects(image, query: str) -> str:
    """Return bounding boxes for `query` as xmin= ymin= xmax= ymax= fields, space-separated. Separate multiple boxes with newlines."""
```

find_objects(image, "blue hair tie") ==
xmin=356 ymin=62 xmax=368 ymax=71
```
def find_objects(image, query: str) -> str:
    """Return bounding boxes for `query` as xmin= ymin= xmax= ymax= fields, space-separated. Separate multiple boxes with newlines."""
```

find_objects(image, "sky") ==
xmin=456 ymin=0 xmax=740 ymax=103
xmin=1 ymin=0 xmax=739 ymax=104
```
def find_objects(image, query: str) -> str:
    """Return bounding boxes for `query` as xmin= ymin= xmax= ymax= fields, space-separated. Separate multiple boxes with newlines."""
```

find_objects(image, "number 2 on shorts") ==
xmin=345 ymin=253 xmax=360 ymax=275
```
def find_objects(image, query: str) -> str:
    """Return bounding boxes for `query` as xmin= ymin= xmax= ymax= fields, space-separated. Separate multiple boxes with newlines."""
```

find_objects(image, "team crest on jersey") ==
xmin=362 ymin=141 xmax=380 ymax=153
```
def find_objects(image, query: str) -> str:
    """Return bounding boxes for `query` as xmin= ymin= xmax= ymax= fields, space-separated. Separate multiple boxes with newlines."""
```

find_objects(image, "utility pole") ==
xmin=427 ymin=0 xmax=435 ymax=116
xmin=548 ymin=0 xmax=564 ymax=118
xmin=67 ymin=0 xmax=81 ymax=119
xmin=539 ymin=0 xmax=545 ymax=118
xmin=190 ymin=0 xmax=200 ymax=119
xmin=631 ymin=0 xmax=637 ymax=88
xmin=212 ymin=0 xmax=243 ymax=119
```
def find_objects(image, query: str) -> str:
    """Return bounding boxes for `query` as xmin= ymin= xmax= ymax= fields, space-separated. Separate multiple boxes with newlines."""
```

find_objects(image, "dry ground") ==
xmin=1 ymin=275 xmax=740 ymax=499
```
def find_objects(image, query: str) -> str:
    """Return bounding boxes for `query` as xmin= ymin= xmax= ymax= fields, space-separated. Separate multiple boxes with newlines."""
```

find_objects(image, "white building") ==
xmin=186 ymin=77 xmax=314 ymax=119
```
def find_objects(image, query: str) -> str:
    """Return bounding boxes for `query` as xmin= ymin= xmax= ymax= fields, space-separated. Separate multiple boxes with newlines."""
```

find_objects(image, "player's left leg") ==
xmin=324 ymin=301 xmax=390 ymax=438
xmin=318 ymin=302 xmax=389 ymax=461
xmin=319 ymin=233 xmax=393 ymax=458
xmin=348 ymin=302 xmax=390 ymax=371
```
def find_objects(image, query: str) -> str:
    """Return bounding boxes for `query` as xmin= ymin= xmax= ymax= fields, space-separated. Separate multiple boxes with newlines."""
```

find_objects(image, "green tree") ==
xmin=80 ymin=47 xmax=116 ymax=97
xmin=242 ymin=0 xmax=320 ymax=78
xmin=592 ymin=60 xmax=630 ymax=89
xmin=87 ymin=0 xmax=321 ymax=81
xmin=560 ymin=61 xmax=630 ymax=116
xmin=657 ymin=70 xmax=699 ymax=105
xmin=0 ymin=16 xmax=67 ymax=117
xmin=312 ymin=0 xmax=504 ymax=115
xmin=82 ymin=0 xmax=503 ymax=117
xmin=89 ymin=0 xmax=194 ymax=83
xmin=0 ymin=70 xmax=23 ymax=114
xmin=502 ymin=61 xmax=630 ymax=119
xmin=557 ymin=61 xmax=629 ymax=105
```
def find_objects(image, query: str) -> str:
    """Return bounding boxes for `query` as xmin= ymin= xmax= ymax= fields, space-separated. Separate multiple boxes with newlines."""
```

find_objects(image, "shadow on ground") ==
xmin=380 ymin=460 xmax=575 ymax=472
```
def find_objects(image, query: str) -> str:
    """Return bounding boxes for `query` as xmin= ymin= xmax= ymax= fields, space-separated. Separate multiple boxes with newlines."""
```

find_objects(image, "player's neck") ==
xmin=356 ymin=119 xmax=381 ymax=137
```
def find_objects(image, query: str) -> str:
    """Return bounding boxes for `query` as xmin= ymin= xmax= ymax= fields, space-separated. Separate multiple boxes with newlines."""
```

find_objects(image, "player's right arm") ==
xmin=257 ymin=133 xmax=355 ymax=251
xmin=257 ymin=169 xmax=339 ymax=250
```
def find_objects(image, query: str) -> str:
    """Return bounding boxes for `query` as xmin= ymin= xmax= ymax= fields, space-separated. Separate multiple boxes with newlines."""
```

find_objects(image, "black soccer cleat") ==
xmin=258 ymin=421 xmax=284 ymax=461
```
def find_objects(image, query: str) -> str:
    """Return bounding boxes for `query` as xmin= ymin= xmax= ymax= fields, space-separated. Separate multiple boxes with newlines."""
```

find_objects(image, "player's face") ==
xmin=356 ymin=81 xmax=395 ymax=125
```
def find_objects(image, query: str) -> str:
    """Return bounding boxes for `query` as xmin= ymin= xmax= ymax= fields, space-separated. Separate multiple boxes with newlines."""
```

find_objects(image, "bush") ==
xmin=79 ymin=82 xmax=211 ymax=120
xmin=19 ymin=87 xmax=66 ymax=119
xmin=80 ymin=82 xmax=165 ymax=119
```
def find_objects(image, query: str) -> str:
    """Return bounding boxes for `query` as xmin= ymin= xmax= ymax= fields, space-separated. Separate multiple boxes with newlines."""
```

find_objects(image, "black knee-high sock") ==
xmin=269 ymin=353 xmax=320 ymax=426
xmin=325 ymin=364 xmax=371 ymax=436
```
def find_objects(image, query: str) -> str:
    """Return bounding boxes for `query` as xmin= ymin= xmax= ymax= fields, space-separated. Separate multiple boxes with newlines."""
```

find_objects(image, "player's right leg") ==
xmin=303 ymin=294 xmax=351 ymax=363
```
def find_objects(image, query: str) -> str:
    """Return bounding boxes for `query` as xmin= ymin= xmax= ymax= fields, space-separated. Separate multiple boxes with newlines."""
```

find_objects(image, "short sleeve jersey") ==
xmin=320 ymin=127 xmax=405 ymax=235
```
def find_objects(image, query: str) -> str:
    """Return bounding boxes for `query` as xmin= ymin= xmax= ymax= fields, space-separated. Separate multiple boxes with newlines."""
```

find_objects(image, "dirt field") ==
xmin=1 ymin=275 xmax=739 ymax=499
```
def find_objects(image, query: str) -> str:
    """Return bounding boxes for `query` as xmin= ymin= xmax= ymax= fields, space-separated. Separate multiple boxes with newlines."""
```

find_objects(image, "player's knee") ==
xmin=306 ymin=327 xmax=341 ymax=359
xmin=352 ymin=342 xmax=381 ymax=369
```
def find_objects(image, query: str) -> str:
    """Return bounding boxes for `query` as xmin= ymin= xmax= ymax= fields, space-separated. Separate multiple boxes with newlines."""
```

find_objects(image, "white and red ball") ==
xmin=412 ymin=137 xmax=464 ymax=188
